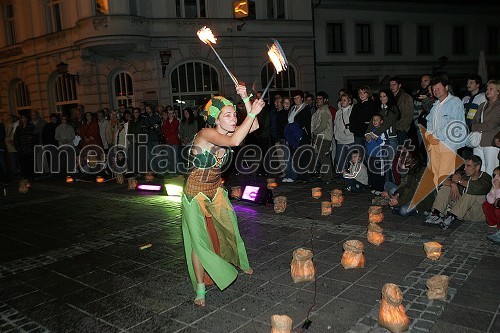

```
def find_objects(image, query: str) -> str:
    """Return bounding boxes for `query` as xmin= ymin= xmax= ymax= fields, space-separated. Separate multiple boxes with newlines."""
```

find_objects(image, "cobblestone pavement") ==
xmin=0 ymin=175 xmax=499 ymax=333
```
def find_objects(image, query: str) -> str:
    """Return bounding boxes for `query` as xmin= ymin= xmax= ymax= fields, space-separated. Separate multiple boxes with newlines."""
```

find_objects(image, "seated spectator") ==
xmin=484 ymin=167 xmax=500 ymax=243
xmin=425 ymin=155 xmax=491 ymax=230
xmin=382 ymin=152 xmax=434 ymax=216
xmin=342 ymin=150 xmax=368 ymax=192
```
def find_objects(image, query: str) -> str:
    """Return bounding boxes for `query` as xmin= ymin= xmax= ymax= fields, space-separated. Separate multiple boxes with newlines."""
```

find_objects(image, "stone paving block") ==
xmin=439 ymin=304 xmax=494 ymax=332
xmin=101 ymin=304 xmax=156 ymax=330
xmin=191 ymin=309 xmax=250 ymax=333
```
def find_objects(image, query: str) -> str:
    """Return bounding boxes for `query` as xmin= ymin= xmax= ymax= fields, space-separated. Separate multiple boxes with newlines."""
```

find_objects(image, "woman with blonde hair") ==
xmin=471 ymin=79 xmax=500 ymax=175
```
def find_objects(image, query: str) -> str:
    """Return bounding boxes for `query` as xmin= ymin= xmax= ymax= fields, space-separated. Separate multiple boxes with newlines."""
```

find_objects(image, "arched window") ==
xmin=260 ymin=62 xmax=297 ymax=102
xmin=53 ymin=74 xmax=78 ymax=113
xmin=112 ymin=71 xmax=134 ymax=108
xmin=171 ymin=61 xmax=220 ymax=108
xmin=15 ymin=81 xmax=31 ymax=112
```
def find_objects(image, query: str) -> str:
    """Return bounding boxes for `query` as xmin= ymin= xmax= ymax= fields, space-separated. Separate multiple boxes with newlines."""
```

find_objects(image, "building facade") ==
xmin=314 ymin=0 xmax=500 ymax=97
xmin=0 ymin=0 xmax=314 ymax=120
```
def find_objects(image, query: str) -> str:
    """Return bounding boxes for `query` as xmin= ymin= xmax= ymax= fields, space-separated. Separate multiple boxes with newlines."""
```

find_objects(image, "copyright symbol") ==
xmin=446 ymin=120 xmax=468 ymax=144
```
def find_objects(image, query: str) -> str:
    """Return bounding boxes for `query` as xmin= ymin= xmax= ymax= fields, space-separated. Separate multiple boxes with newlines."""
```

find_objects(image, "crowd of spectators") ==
xmin=0 ymin=73 xmax=499 ymax=242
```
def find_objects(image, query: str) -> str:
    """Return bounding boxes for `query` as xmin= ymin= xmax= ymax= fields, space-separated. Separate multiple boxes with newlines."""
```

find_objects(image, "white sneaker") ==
xmin=425 ymin=214 xmax=442 ymax=225
xmin=282 ymin=178 xmax=295 ymax=183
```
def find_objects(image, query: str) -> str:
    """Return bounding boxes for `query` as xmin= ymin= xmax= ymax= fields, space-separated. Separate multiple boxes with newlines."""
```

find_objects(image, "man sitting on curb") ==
xmin=425 ymin=155 xmax=491 ymax=230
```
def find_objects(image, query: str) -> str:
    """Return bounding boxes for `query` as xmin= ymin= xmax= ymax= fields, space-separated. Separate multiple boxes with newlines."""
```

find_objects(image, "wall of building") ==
xmin=314 ymin=0 xmax=500 ymax=97
xmin=0 ymin=0 xmax=314 ymax=119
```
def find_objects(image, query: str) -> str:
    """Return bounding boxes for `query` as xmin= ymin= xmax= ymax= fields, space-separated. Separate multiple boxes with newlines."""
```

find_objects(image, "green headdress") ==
xmin=202 ymin=96 xmax=234 ymax=125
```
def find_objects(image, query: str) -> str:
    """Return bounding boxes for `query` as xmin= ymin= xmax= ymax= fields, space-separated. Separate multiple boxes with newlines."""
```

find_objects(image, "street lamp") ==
xmin=160 ymin=51 xmax=172 ymax=78
xmin=56 ymin=62 xmax=79 ymax=84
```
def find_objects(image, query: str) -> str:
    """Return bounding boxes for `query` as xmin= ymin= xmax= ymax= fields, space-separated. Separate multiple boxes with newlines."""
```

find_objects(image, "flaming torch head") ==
xmin=267 ymin=39 xmax=288 ymax=74
xmin=197 ymin=26 xmax=217 ymax=45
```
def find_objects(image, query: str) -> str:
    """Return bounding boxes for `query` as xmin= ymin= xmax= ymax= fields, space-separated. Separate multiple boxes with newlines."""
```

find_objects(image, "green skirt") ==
xmin=181 ymin=187 xmax=250 ymax=291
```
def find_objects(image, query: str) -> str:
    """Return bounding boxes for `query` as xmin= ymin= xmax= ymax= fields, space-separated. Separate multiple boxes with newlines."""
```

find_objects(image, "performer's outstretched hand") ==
xmin=235 ymin=84 xmax=248 ymax=99
xmin=250 ymin=99 xmax=265 ymax=116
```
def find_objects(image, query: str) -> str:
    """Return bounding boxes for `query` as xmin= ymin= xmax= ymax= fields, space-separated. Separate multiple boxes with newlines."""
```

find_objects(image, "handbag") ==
xmin=466 ymin=108 xmax=484 ymax=148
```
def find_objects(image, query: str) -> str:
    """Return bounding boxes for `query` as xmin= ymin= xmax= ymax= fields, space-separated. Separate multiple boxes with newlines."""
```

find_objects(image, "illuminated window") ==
xmin=47 ymin=0 xmax=62 ymax=33
xmin=175 ymin=0 xmax=206 ymax=18
xmin=95 ymin=0 xmax=109 ymax=15
xmin=5 ymin=4 xmax=16 ymax=45
xmin=171 ymin=61 xmax=219 ymax=108
xmin=113 ymin=72 xmax=134 ymax=108
xmin=260 ymin=62 xmax=297 ymax=102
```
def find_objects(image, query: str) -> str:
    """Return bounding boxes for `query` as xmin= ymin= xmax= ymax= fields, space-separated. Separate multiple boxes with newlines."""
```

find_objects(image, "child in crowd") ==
xmin=365 ymin=114 xmax=387 ymax=194
xmin=484 ymin=166 xmax=500 ymax=243
xmin=342 ymin=150 xmax=368 ymax=192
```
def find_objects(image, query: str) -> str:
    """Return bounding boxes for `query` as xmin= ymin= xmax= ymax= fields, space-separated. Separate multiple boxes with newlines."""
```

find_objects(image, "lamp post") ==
xmin=160 ymin=51 xmax=171 ymax=78
xmin=56 ymin=62 xmax=79 ymax=84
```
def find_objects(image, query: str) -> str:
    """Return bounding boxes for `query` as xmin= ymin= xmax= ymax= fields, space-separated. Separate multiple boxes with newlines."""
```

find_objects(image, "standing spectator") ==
xmin=349 ymin=86 xmax=377 ymax=151
xmin=250 ymin=91 xmax=272 ymax=177
xmin=0 ymin=116 xmax=10 ymax=185
xmin=426 ymin=76 xmax=466 ymax=187
xmin=142 ymin=105 xmax=162 ymax=173
xmin=42 ymin=113 xmax=59 ymax=147
xmin=55 ymin=115 xmax=75 ymax=174
xmin=14 ymin=115 xmax=37 ymax=180
xmin=311 ymin=91 xmax=334 ymax=184
xmin=97 ymin=110 xmax=109 ymax=151
xmin=334 ymin=94 xmax=355 ymax=172
xmin=369 ymin=89 xmax=398 ymax=152
xmin=463 ymin=74 xmax=487 ymax=127
xmin=235 ymin=101 xmax=247 ymax=126
xmin=162 ymin=107 xmax=180 ymax=174
xmin=55 ymin=115 xmax=75 ymax=146
xmin=270 ymin=94 xmax=283 ymax=144
xmin=305 ymin=93 xmax=316 ymax=114
xmin=128 ymin=108 xmax=144 ymax=175
xmin=365 ymin=114 xmax=387 ymax=193
xmin=389 ymin=77 xmax=414 ymax=145
xmin=31 ymin=110 xmax=47 ymax=174
xmin=105 ymin=110 xmax=119 ymax=150
xmin=180 ymin=107 xmax=198 ymax=146
xmin=413 ymin=74 xmax=432 ymax=119
xmin=283 ymin=90 xmax=311 ymax=183
xmin=79 ymin=112 xmax=103 ymax=148
xmin=471 ymin=80 xmax=500 ymax=176
xmin=5 ymin=115 xmax=19 ymax=175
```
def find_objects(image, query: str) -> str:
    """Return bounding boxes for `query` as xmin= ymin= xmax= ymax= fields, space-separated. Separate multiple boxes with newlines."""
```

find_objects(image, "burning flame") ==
xmin=197 ymin=26 xmax=217 ymax=45
xmin=267 ymin=39 xmax=288 ymax=73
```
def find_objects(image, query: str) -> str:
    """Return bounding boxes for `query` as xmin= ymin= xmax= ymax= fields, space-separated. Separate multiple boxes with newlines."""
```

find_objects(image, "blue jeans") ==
xmin=285 ymin=145 xmax=297 ymax=180
xmin=384 ymin=181 xmax=398 ymax=195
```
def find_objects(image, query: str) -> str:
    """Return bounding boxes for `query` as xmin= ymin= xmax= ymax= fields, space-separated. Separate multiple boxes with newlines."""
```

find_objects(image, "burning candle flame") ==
xmin=197 ymin=26 xmax=217 ymax=45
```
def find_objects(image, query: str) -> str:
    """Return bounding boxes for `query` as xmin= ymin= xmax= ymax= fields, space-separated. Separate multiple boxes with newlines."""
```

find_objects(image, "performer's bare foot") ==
xmin=194 ymin=283 xmax=206 ymax=307
xmin=244 ymin=268 xmax=253 ymax=275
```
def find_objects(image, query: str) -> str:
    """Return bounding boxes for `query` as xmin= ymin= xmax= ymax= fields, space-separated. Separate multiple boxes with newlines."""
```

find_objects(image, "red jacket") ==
xmin=162 ymin=118 xmax=180 ymax=145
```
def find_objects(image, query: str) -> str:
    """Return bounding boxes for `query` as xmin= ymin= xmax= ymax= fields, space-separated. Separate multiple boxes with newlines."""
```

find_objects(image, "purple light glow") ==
xmin=241 ymin=186 xmax=260 ymax=201
xmin=136 ymin=184 xmax=163 ymax=191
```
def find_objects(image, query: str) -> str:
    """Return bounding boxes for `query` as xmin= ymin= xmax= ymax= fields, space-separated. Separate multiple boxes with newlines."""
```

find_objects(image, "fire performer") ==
xmin=182 ymin=85 xmax=264 ymax=307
